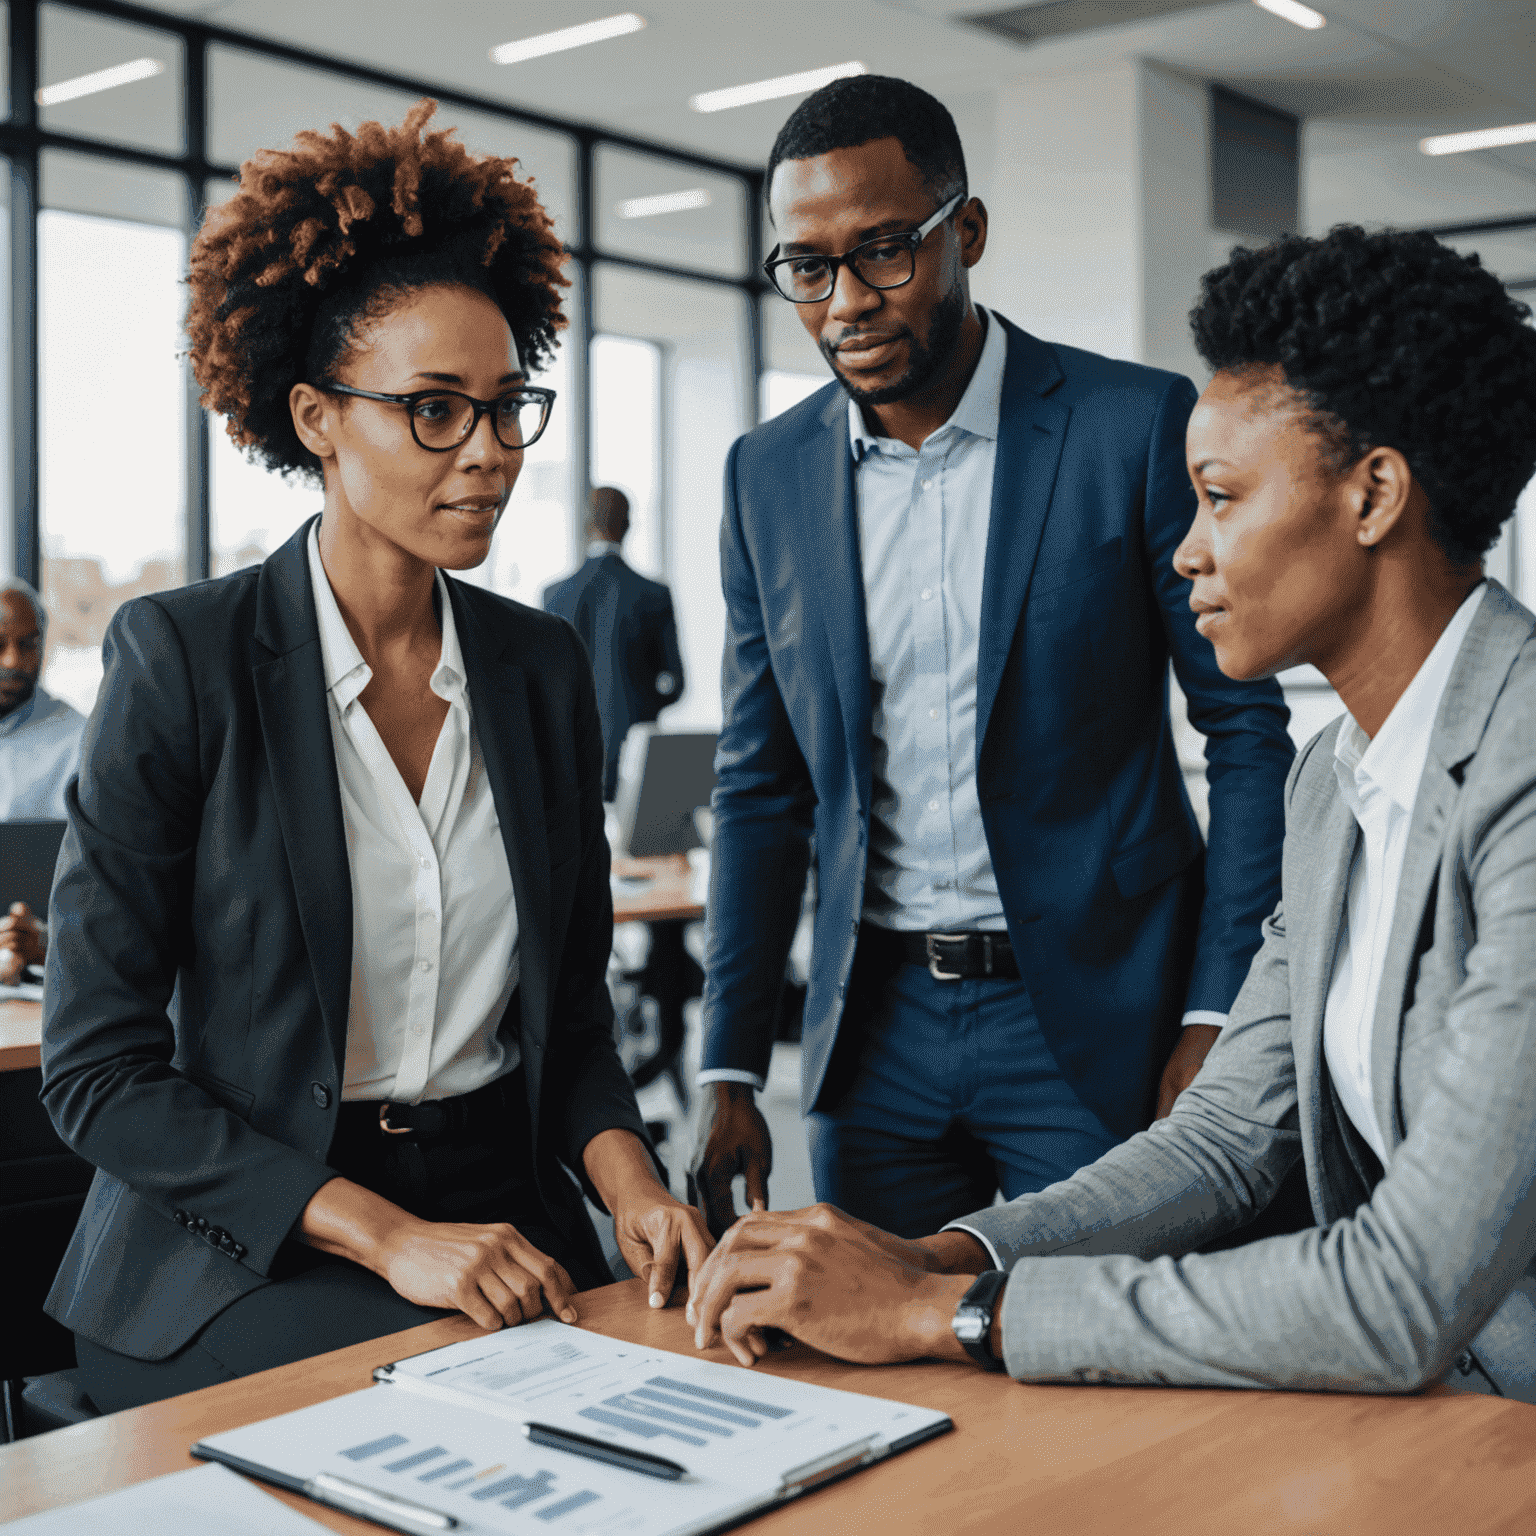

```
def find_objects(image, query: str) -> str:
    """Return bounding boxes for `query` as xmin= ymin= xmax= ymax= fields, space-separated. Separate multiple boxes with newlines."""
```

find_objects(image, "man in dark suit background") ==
xmin=689 ymin=76 xmax=1296 ymax=1239
xmin=543 ymin=487 xmax=685 ymax=801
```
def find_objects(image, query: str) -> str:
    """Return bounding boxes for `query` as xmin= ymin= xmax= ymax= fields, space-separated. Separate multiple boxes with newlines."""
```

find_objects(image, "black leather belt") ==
xmin=340 ymin=1070 xmax=520 ymax=1141
xmin=897 ymin=930 xmax=1019 ymax=981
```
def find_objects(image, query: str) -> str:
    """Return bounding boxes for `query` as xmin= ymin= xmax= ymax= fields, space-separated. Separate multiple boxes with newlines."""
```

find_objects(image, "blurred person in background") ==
xmin=543 ymin=486 xmax=685 ymax=801
xmin=40 ymin=102 xmax=709 ymax=1413
xmin=0 ymin=577 xmax=85 ymax=983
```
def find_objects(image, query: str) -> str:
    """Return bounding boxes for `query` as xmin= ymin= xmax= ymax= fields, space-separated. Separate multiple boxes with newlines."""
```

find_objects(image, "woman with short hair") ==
xmin=43 ymin=101 xmax=710 ymax=1412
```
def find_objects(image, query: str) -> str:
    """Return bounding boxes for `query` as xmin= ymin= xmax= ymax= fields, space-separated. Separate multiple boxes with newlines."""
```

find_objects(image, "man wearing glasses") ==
xmin=690 ymin=75 xmax=1296 ymax=1242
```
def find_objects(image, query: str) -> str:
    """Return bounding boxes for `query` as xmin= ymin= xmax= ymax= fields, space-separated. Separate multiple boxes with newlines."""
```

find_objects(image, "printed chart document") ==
xmin=193 ymin=1319 xmax=952 ymax=1535
xmin=5 ymin=1462 xmax=328 ymax=1534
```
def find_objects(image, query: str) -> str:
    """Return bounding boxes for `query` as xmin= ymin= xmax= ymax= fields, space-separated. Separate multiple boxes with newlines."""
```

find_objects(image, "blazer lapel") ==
xmin=975 ymin=320 xmax=1070 ymax=759
xmin=804 ymin=391 xmax=873 ymax=808
xmin=1292 ymin=785 xmax=1365 ymax=1223
xmin=250 ymin=518 xmax=353 ymax=1073
xmin=450 ymin=583 xmax=553 ymax=1083
xmin=1368 ymin=580 xmax=1533 ymax=1158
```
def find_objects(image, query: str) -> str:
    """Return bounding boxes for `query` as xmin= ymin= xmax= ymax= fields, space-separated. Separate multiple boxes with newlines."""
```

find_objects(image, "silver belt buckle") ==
xmin=379 ymin=1104 xmax=414 ymax=1135
xmin=926 ymin=933 xmax=968 ymax=982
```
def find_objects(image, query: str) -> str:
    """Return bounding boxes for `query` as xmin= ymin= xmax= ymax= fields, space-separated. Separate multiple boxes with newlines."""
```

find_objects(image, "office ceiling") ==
xmin=145 ymin=0 xmax=1535 ymax=174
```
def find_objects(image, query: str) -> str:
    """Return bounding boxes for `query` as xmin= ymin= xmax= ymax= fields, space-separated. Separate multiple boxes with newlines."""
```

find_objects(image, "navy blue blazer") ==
xmin=544 ymin=554 xmax=685 ymax=801
xmin=40 ymin=521 xmax=650 ymax=1361
xmin=700 ymin=316 xmax=1295 ymax=1137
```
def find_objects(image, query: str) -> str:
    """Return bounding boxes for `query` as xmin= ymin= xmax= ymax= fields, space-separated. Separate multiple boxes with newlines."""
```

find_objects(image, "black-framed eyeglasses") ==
xmin=763 ymin=193 xmax=964 ymax=304
xmin=316 ymin=382 xmax=556 ymax=453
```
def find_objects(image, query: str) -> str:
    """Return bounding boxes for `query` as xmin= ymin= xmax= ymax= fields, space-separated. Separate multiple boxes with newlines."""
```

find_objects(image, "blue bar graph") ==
xmin=339 ymin=1433 xmax=408 ymax=1461
xmin=537 ymin=1491 xmax=601 ymax=1521
xmin=604 ymin=1393 xmax=730 ymax=1437
xmin=632 ymin=1386 xmax=761 ymax=1427
xmin=647 ymin=1376 xmax=792 ymax=1419
xmin=579 ymin=1405 xmax=706 ymax=1447
xmin=417 ymin=1457 xmax=474 ymax=1483
xmin=383 ymin=1446 xmax=446 ymax=1473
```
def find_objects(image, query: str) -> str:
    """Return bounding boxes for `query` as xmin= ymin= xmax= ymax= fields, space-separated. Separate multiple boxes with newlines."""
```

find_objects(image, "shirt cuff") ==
xmin=695 ymin=1068 xmax=765 ymax=1091
xmin=1180 ymin=1010 xmax=1228 ymax=1029
xmin=941 ymin=1220 xmax=1006 ymax=1272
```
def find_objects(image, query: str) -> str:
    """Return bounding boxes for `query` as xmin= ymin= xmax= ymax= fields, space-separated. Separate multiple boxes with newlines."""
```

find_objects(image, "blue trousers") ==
xmin=807 ymin=959 xmax=1122 ymax=1239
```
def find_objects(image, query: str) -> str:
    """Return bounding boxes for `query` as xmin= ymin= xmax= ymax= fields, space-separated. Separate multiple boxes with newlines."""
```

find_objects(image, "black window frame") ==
xmin=1 ymin=0 xmax=770 ymax=586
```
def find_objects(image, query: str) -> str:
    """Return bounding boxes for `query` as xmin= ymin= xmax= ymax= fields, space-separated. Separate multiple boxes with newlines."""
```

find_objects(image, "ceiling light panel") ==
xmin=36 ymin=56 xmax=164 ymax=106
xmin=489 ymin=13 xmax=645 ymax=67
xmin=1252 ymin=0 xmax=1326 ymax=29
xmin=617 ymin=188 xmax=712 ymax=219
xmin=691 ymin=61 xmax=867 ymax=115
xmin=1420 ymin=121 xmax=1536 ymax=156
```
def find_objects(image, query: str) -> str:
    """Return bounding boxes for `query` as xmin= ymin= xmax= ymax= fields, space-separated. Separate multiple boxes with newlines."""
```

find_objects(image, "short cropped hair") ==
xmin=1191 ymin=224 xmax=1536 ymax=564
xmin=0 ymin=576 xmax=46 ymax=640
xmin=766 ymin=75 xmax=966 ymax=207
xmin=187 ymin=99 xmax=568 ymax=482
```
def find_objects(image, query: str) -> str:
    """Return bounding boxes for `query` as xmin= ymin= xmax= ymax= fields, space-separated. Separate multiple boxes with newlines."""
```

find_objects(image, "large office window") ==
xmin=590 ymin=333 xmax=662 ymax=577
xmin=38 ymin=154 xmax=186 ymax=712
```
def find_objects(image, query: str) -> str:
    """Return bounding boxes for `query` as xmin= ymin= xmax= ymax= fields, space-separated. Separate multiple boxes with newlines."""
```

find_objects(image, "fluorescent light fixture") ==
xmin=691 ymin=61 xmax=867 ymax=115
xmin=1420 ymin=120 xmax=1536 ymax=156
xmin=489 ymin=13 xmax=645 ymax=66
xmin=617 ymin=188 xmax=712 ymax=219
xmin=36 ymin=57 xmax=165 ymax=108
xmin=1252 ymin=0 xmax=1326 ymax=29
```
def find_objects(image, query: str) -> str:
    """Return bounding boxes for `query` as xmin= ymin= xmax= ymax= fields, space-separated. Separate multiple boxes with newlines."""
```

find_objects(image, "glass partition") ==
xmin=590 ymin=333 xmax=662 ymax=576
xmin=595 ymin=144 xmax=747 ymax=278
xmin=39 ymin=154 xmax=187 ymax=713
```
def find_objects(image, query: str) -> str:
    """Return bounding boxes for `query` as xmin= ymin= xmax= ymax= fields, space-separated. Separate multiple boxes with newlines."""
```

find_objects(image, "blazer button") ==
xmin=173 ymin=1209 xmax=188 ymax=1225
xmin=312 ymin=1082 xmax=332 ymax=1109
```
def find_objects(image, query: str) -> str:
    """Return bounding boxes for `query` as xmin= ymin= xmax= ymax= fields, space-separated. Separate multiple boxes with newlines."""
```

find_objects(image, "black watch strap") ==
xmin=952 ymin=1269 xmax=1009 ymax=1372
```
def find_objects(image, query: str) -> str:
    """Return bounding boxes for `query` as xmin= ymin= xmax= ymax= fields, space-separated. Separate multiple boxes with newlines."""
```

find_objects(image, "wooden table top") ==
xmin=4 ymin=1278 xmax=1534 ymax=1534
xmin=612 ymin=852 xmax=705 ymax=926
xmin=0 ymin=996 xmax=42 ymax=1072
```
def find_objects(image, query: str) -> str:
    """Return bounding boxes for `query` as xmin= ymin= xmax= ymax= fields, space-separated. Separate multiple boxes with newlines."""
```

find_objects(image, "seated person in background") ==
xmin=42 ymin=101 xmax=710 ymax=1415
xmin=0 ymin=577 xmax=84 ymax=983
xmin=686 ymin=225 xmax=1536 ymax=1403
xmin=543 ymin=487 xmax=685 ymax=802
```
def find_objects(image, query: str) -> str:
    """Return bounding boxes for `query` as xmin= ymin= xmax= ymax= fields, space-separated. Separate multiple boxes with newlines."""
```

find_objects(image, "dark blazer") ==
xmin=543 ymin=553 xmax=685 ymax=800
xmin=40 ymin=519 xmax=650 ymax=1362
xmin=700 ymin=316 xmax=1296 ymax=1137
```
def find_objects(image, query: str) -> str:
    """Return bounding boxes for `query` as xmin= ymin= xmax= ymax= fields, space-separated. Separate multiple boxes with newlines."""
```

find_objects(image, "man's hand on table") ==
xmin=0 ymin=901 xmax=45 ymax=984
xmin=689 ymin=1082 xmax=774 ymax=1238
xmin=1155 ymin=1024 xmax=1222 ymax=1119
xmin=685 ymin=1203 xmax=996 ymax=1368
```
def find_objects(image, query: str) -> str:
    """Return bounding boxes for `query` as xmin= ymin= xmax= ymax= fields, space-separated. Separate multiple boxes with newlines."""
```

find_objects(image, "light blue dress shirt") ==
xmin=854 ymin=306 xmax=1008 ymax=932
xmin=0 ymin=685 xmax=85 ymax=820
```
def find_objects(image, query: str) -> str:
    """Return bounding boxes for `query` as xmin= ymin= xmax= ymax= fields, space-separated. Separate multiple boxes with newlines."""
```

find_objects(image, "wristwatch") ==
xmin=952 ymin=1269 xmax=1009 ymax=1371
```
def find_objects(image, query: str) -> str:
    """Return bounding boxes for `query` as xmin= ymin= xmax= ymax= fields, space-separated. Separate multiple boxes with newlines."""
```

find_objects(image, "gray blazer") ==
xmin=959 ymin=579 xmax=1536 ymax=1402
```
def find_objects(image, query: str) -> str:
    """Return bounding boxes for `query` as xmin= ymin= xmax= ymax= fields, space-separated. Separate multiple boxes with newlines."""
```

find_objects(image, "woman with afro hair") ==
xmin=684 ymin=225 xmax=1536 ymax=1406
xmin=40 ymin=100 xmax=712 ymax=1412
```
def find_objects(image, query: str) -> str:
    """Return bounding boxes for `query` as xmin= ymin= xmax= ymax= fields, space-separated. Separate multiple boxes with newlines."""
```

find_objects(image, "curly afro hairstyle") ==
xmin=1190 ymin=224 xmax=1536 ymax=564
xmin=187 ymin=98 xmax=568 ymax=482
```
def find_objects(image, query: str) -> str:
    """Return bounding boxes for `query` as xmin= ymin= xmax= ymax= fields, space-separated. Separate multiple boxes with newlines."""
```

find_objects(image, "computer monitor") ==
xmin=1 ymin=818 xmax=67 ymax=915
xmin=612 ymin=729 xmax=718 ymax=859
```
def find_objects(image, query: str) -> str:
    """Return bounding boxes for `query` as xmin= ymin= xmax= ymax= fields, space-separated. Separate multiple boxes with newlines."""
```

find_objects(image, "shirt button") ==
xmin=921 ymin=588 xmax=933 ymax=600
xmin=418 ymin=959 xmax=432 ymax=972
xmin=930 ymin=708 xmax=939 ymax=720
xmin=311 ymin=1082 xmax=331 ymax=1109
xmin=413 ymin=1023 xmax=426 ymax=1036
xmin=928 ymin=799 xmax=939 ymax=812
xmin=419 ymin=856 xmax=431 ymax=870
xmin=921 ymin=479 xmax=932 ymax=490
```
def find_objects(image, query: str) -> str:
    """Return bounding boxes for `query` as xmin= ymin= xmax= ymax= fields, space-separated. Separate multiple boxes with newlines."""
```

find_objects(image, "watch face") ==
xmin=953 ymin=1307 xmax=987 ymax=1344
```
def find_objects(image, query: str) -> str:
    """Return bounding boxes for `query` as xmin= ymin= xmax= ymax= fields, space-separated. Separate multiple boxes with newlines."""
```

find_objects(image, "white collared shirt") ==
xmin=851 ymin=306 xmax=1009 ymax=932
xmin=1324 ymin=581 xmax=1487 ymax=1162
xmin=307 ymin=526 xmax=520 ymax=1104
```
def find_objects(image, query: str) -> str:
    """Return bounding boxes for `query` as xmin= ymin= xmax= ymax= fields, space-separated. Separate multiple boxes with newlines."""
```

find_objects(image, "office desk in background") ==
xmin=0 ymin=999 xmax=42 ymax=1073
xmin=3 ymin=1278 xmax=1535 ymax=1534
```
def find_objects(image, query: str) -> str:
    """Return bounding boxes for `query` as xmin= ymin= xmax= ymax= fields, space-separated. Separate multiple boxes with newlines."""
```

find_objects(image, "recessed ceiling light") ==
xmin=617 ymin=189 xmax=712 ymax=219
xmin=36 ymin=57 xmax=164 ymax=107
xmin=1252 ymin=0 xmax=1326 ymax=29
xmin=490 ymin=13 xmax=645 ymax=67
xmin=690 ymin=61 xmax=867 ymax=115
xmin=1420 ymin=121 xmax=1536 ymax=156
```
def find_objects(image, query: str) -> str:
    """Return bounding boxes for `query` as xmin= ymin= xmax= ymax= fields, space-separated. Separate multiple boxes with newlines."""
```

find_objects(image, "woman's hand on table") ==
xmin=582 ymin=1127 xmax=715 ymax=1309
xmin=299 ymin=1176 xmax=578 ymax=1332
xmin=0 ymin=901 xmax=45 ymax=983
xmin=685 ymin=1203 xmax=988 ymax=1368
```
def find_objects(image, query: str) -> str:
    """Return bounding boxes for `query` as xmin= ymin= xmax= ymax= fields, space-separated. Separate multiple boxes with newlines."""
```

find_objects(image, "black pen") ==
xmin=523 ymin=1421 xmax=689 ymax=1481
